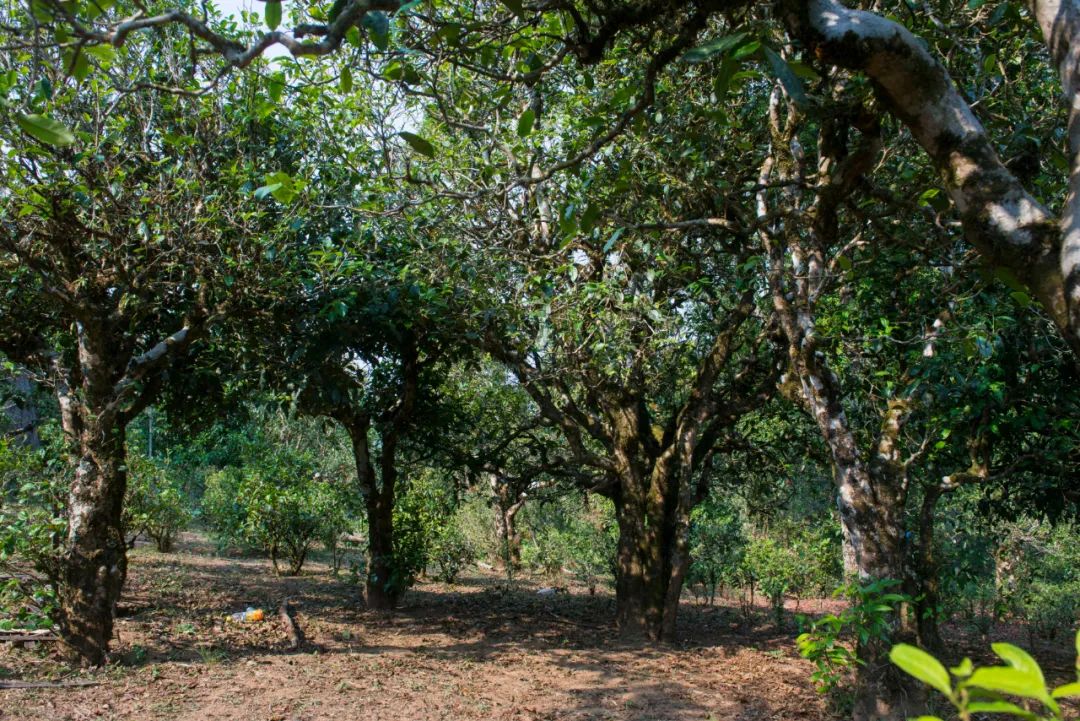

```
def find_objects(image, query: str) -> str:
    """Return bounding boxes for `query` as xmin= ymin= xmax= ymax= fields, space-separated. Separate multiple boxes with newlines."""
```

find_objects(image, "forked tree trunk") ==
xmin=490 ymin=476 xmax=524 ymax=572
xmin=57 ymin=419 xmax=128 ymax=666
xmin=342 ymin=416 xmax=400 ymax=610
xmin=494 ymin=502 xmax=523 ymax=571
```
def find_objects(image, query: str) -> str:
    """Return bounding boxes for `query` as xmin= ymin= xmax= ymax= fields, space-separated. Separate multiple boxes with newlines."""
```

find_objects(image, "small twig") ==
xmin=0 ymin=679 xmax=100 ymax=689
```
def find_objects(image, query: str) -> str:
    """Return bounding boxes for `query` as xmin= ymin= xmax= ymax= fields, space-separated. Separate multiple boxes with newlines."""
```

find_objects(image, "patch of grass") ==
xmin=196 ymin=646 xmax=228 ymax=664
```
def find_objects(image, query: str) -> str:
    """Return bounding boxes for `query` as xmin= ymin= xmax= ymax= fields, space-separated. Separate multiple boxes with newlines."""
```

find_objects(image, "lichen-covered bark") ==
xmin=780 ymin=0 xmax=1080 ymax=357
xmin=58 ymin=417 xmax=128 ymax=666
xmin=756 ymin=79 xmax=920 ymax=720
xmin=1029 ymin=0 xmax=1080 ymax=353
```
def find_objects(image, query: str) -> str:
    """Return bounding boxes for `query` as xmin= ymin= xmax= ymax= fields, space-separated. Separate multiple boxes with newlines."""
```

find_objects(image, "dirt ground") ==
xmin=0 ymin=534 xmax=1075 ymax=721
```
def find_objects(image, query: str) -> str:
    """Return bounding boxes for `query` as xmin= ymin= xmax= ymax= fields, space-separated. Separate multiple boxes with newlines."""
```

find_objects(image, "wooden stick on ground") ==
xmin=279 ymin=598 xmax=304 ymax=650
xmin=0 ymin=679 xmax=100 ymax=689
xmin=0 ymin=629 xmax=59 ymax=643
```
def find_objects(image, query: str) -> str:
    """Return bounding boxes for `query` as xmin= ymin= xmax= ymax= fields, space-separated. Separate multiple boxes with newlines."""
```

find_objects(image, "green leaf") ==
xmin=62 ymin=48 xmax=90 ymax=82
xmin=398 ymin=131 xmax=435 ymax=158
xmin=340 ymin=65 xmax=353 ymax=94
xmin=1051 ymin=682 xmax=1080 ymax=699
xmin=995 ymin=267 xmax=1027 ymax=293
xmin=255 ymin=172 xmax=297 ymax=203
xmin=516 ymin=108 xmax=535 ymax=137
xmin=603 ymin=227 xmax=625 ymax=253
xmin=85 ymin=45 xmax=116 ymax=63
xmin=950 ymin=658 xmax=974 ymax=678
xmin=966 ymin=701 xmax=1035 ymax=718
xmin=498 ymin=0 xmax=522 ymax=16
xmin=889 ymin=644 xmax=952 ymax=698
xmin=265 ymin=0 xmax=282 ymax=30
xmin=361 ymin=11 xmax=389 ymax=50
xmin=267 ymin=73 xmax=286 ymax=103
xmin=993 ymin=643 xmax=1045 ymax=685
xmin=15 ymin=114 xmax=75 ymax=146
xmin=382 ymin=60 xmax=405 ymax=81
xmin=731 ymin=40 xmax=761 ymax=61
xmin=682 ymin=32 xmax=748 ymax=63
xmin=762 ymin=46 xmax=810 ymax=109
xmin=965 ymin=667 xmax=1046 ymax=700
xmin=253 ymin=183 xmax=281 ymax=200
xmin=1010 ymin=291 xmax=1032 ymax=308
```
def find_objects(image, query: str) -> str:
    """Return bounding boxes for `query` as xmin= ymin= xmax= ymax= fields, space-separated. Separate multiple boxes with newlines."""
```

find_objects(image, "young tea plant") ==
xmin=796 ymin=579 xmax=909 ymax=697
xmin=890 ymin=629 xmax=1080 ymax=720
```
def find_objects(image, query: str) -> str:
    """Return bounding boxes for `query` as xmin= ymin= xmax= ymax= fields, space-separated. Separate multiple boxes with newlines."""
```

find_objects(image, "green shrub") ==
xmin=124 ymin=454 xmax=191 ymax=552
xmin=1019 ymin=580 xmax=1080 ymax=642
xmin=520 ymin=494 xmax=616 ymax=591
xmin=0 ymin=432 xmax=67 ymax=630
xmin=383 ymin=469 xmax=476 ymax=593
xmin=687 ymin=497 xmax=745 ymax=605
xmin=428 ymin=523 xmax=475 ymax=583
xmin=995 ymin=520 xmax=1080 ymax=640
xmin=314 ymin=477 xmax=352 ymax=574
xmin=202 ymin=452 xmax=332 ymax=575
xmin=456 ymin=490 xmax=501 ymax=565
xmin=743 ymin=534 xmax=802 ymax=625
xmin=739 ymin=520 xmax=842 ymax=624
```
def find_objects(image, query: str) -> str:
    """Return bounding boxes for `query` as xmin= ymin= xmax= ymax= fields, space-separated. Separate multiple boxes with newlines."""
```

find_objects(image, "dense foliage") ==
xmin=0 ymin=1 xmax=1079 ymax=719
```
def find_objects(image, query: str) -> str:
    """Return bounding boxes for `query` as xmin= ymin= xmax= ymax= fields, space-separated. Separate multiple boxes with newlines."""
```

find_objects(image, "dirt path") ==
xmin=0 ymin=533 xmax=905 ymax=720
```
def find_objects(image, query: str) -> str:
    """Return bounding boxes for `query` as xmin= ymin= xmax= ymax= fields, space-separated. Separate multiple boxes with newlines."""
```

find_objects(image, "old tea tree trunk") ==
xmin=49 ymin=320 xmax=203 ymax=665
xmin=755 ymin=82 xmax=919 ymax=720
xmin=312 ymin=338 xmax=421 ymax=611
xmin=496 ymin=291 xmax=772 ymax=641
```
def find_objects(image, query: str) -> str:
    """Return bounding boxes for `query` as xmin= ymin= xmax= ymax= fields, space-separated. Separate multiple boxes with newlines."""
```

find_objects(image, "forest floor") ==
xmin=1 ymin=533 xmax=1076 ymax=721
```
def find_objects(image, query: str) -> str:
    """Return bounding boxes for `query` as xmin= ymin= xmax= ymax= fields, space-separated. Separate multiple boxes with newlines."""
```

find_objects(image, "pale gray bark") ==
xmin=781 ymin=0 xmax=1080 ymax=356
xmin=3 ymin=373 xmax=40 ymax=448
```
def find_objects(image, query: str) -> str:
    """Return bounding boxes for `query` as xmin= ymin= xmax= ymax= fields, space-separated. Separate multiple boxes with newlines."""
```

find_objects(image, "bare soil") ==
xmin=0 ymin=534 xmax=1074 ymax=721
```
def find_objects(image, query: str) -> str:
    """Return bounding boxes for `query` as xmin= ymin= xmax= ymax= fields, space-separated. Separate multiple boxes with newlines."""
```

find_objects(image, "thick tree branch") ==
xmin=780 ymin=0 xmax=1075 ymax=354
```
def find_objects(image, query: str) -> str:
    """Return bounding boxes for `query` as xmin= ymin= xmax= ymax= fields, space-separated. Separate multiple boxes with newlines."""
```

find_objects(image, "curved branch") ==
xmin=780 ymin=0 xmax=1076 ymax=354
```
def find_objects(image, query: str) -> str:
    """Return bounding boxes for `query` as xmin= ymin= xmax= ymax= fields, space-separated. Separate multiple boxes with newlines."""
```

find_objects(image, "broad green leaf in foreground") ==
xmin=890 ymin=644 xmax=953 ymax=698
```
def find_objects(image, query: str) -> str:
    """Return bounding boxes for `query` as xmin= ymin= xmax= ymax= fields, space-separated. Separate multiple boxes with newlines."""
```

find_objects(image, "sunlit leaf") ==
xmin=265 ymin=0 xmax=282 ymax=30
xmin=890 ymin=644 xmax=952 ymax=698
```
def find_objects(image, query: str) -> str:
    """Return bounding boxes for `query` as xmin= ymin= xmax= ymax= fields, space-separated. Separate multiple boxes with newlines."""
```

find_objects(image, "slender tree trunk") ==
xmin=56 ymin=417 xmax=128 ymax=666
xmin=365 ymin=482 xmax=398 ymax=610
xmin=490 ymin=476 xmax=524 ymax=572
xmin=913 ymin=486 xmax=945 ymax=652
xmin=341 ymin=416 xmax=399 ymax=610
xmin=494 ymin=502 xmax=523 ymax=572
xmin=367 ymin=429 xmax=403 ymax=610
